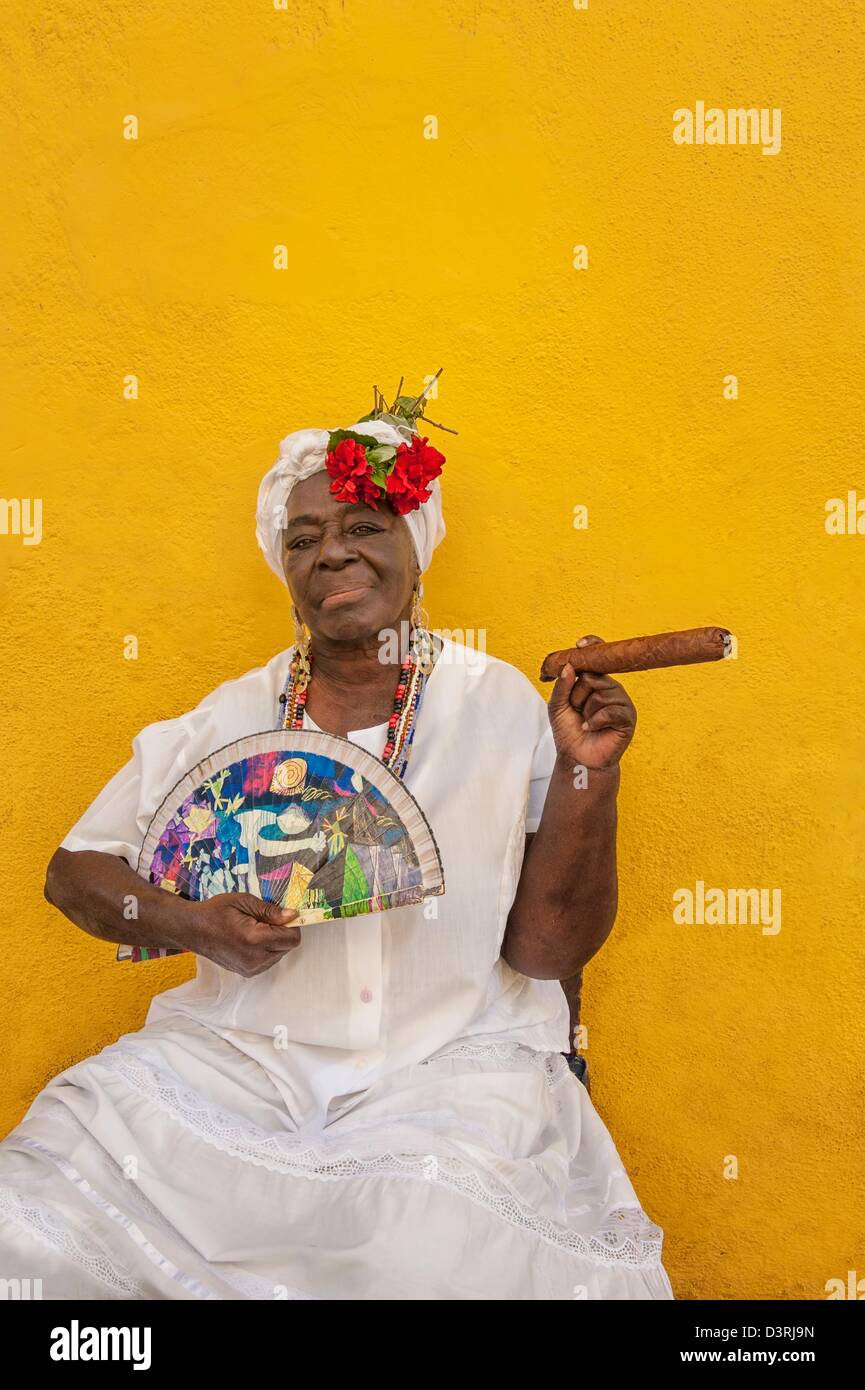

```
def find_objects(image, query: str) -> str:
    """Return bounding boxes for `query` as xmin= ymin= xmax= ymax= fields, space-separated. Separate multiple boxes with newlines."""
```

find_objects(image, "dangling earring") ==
xmin=409 ymin=579 xmax=433 ymax=674
xmin=291 ymin=603 xmax=312 ymax=693
xmin=411 ymin=576 xmax=432 ymax=630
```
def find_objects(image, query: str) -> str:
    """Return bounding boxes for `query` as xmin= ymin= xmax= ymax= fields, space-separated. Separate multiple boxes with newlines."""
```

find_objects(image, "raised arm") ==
xmin=501 ymin=636 xmax=636 ymax=980
xmin=45 ymin=848 xmax=301 ymax=978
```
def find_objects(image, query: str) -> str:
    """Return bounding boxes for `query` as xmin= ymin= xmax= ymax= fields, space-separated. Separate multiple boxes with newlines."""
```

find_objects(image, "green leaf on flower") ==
xmin=367 ymin=446 xmax=396 ymax=466
xmin=327 ymin=429 xmax=382 ymax=453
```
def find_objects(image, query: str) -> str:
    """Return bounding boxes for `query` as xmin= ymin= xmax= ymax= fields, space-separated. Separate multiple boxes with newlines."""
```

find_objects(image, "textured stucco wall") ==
xmin=1 ymin=1 xmax=863 ymax=1299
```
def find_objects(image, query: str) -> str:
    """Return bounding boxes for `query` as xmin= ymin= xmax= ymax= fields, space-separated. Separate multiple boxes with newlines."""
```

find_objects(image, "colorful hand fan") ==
xmin=118 ymin=729 xmax=444 ymax=961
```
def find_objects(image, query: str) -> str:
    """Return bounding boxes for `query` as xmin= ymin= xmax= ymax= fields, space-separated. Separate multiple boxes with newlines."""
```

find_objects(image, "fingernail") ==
xmin=577 ymin=637 xmax=589 ymax=647
xmin=581 ymin=720 xmax=589 ymax=731
xmin=561 ymin=662 xmax=573 ymax=678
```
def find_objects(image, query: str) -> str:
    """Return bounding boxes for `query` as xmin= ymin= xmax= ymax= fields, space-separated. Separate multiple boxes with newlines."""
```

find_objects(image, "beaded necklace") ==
xmin=277 ymin=628 xmax=439 ymax=780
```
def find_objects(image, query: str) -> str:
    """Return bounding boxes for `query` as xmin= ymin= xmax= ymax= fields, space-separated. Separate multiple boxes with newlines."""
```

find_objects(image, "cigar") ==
xmin=539 ymin=626 xmax=733 ymax=681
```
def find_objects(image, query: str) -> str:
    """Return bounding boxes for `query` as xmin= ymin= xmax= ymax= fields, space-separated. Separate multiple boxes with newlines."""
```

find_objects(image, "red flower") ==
xmin=385 ymin=436 xmax=445 ymax=515
xmin=325 ymin=437 xmax=381 ymax=509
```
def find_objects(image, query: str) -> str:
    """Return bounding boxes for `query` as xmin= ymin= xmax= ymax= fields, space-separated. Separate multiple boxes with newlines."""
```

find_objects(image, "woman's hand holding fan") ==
xmin=181 ymin=893 xmax=302 ymax=977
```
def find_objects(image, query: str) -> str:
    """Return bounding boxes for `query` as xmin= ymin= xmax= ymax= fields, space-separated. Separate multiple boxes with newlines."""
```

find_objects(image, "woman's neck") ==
xmin=301 ymin=628 xmax=410 ymax=737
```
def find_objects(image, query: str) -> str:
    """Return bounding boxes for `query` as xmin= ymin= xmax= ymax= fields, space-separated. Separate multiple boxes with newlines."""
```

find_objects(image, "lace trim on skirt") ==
xmin=420 ymin=1038 xmax=574 ymax=1093
xmin=98 ymin=1042 xmax=665 ymax=1270
xmin=2 ymin=1129 xmax=319 ymax=1301
xmin=0 ymin=1181 xmax=144 ymax=1297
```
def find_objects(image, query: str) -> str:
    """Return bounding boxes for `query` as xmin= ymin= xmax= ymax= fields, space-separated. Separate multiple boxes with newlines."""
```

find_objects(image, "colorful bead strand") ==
xmin=277 ymin=631 xmax=438 ymax=779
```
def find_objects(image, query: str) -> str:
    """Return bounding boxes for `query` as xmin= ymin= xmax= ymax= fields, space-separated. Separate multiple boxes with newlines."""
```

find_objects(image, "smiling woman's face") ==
xmin=282 ymin=470 xmax=417 ymax=642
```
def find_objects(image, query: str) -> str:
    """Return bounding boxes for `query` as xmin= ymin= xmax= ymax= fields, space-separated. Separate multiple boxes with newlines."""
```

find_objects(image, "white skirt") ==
xmin=0 ymin=1015 xmax=674 ymax=1300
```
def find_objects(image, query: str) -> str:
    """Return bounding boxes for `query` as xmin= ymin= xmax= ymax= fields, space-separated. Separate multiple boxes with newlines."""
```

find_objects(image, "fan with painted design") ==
xmin=118 ymin=729 xmax=444 ymax=961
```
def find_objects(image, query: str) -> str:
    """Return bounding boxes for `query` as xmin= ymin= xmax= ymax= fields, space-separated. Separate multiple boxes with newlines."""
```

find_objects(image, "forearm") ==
xmin=502 ymin=754 xmax=620 ymax=979
xmin=45 ymin=848 xmax=195 ymax=952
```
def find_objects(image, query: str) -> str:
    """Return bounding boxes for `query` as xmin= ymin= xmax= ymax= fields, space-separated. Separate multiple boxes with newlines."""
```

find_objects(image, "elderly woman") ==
xmin=0 ymin=385 xmax=674 ymax=1300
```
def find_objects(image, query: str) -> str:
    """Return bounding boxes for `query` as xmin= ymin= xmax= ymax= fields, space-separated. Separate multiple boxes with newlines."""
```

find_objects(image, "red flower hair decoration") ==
xmin=324 ymin=370 xmax=455 ymax=516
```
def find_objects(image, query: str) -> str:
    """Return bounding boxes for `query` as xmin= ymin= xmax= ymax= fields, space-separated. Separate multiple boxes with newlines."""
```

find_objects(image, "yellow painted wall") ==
xmin=2 ymin=1 xmax=862 ymax=1300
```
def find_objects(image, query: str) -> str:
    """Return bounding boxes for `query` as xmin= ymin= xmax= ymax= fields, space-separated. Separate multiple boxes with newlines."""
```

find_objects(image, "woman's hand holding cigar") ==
xmin=542 ymin=627 xmax=732 ymax=769
xmin=546 ymin=635 xmax=638 ymax=769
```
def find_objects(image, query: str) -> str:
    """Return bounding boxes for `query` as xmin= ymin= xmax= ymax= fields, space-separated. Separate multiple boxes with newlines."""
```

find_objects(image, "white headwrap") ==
xmin=255 ymin=419 xmax=446 ymax=586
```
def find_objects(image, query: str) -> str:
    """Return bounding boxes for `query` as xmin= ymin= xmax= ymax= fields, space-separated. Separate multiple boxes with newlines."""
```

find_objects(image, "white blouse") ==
xmin=60 ymin=637 xmax=566 ymax=1126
